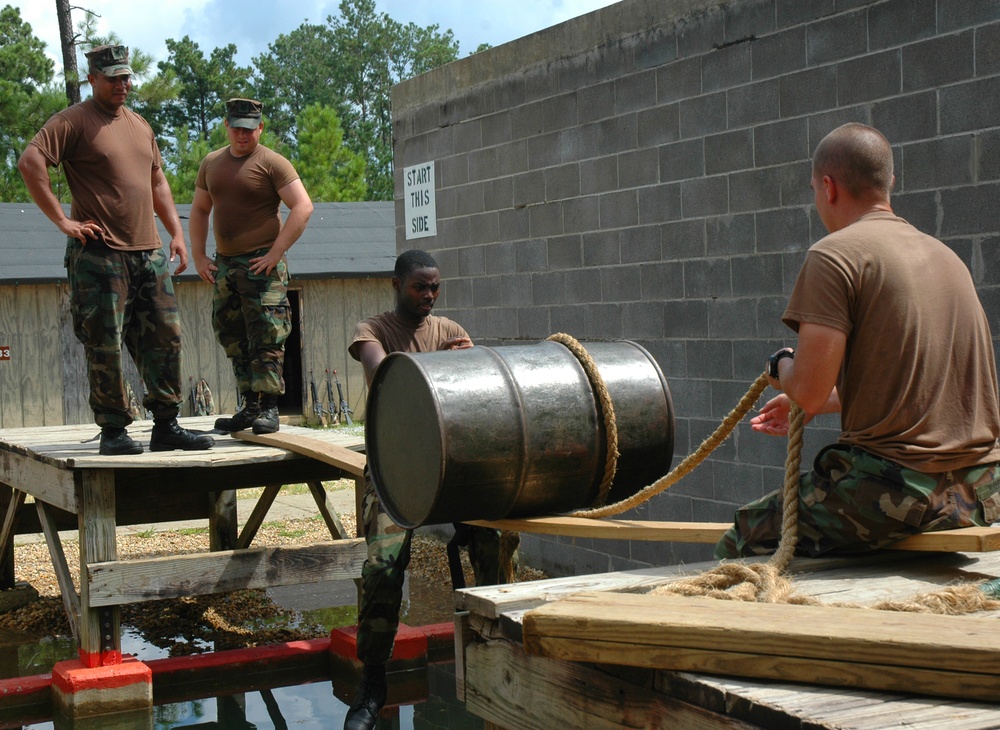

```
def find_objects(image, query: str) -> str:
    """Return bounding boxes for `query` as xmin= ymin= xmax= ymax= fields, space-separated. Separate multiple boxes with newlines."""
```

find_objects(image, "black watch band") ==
xmin=768 ymin=349 xmax=794 ymax=380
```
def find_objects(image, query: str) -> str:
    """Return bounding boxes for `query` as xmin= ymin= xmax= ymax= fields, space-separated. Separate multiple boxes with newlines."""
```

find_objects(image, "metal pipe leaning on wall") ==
xmin=365 ymin=339 xmax=675 ymax=528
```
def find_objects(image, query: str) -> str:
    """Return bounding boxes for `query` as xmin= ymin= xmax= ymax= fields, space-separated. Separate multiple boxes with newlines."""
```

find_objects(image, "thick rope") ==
xmin=547 ymin=333 xmax=620 ymax=508
xmin=573 ymin=370 xmax=770 ymax=519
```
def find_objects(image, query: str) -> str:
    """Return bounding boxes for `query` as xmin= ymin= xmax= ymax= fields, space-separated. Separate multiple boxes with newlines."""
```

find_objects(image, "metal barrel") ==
xmin=365 ymin=339 xmax=675 ymax=528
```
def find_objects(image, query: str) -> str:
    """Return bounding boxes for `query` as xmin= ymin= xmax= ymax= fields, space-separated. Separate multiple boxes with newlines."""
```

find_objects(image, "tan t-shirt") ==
xmin=349 ymin=311 xmax=470 ymax=361
xmin=784 ymin=212 xmax=1000 ymax=471
xmin=195 ymin=144 xmax=299 ymax=256
xmin=29 ymin=99 xmax=164 ymax=250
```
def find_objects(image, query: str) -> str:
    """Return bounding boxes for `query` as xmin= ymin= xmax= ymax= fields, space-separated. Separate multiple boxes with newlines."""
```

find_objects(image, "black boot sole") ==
xmin=149 ymin=438 xmax=215 ymax=452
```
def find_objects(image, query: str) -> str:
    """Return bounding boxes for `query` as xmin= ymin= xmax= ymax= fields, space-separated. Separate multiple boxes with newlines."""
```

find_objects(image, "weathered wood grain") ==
xmin=86 ymin=539 xmax=366 ymax=606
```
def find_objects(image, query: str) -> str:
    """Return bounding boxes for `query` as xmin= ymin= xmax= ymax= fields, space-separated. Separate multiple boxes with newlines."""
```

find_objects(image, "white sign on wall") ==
xmin=403 ymin=161 xmax=437 ymax=240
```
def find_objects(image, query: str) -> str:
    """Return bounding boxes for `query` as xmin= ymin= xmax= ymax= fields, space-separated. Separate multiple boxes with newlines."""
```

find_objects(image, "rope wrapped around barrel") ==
xmin=548 ymin=333 xmax=1000 ymax=612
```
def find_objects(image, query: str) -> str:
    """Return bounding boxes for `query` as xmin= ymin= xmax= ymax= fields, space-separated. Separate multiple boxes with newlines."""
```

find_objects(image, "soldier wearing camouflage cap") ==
xmin=17 ymin=44 xmax=214 ymax=455
xmin=189 ymin=97 xmax=313 ymax=434
xmin=716 ymin=123 xmax=1000 ymax=559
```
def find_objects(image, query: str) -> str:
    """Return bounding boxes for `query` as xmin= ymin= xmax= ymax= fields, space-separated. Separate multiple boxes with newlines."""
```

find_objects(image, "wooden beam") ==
xmin=0 ymin=488 xmax=25 ymax=583
xmin=78 ymin=469 xmax=119 ymax=665
xmin=307 ymin=481 xmax=349 ymax=540
xmin=465 ymin=638 xmax=759 ymax=730
xmin=231 ymin=431 xmax=366 ymax=476
xmin=466 ymin=517 xmax=1000 ymax=552
xmin=86 ymin=539 xmax=366 ymax=606
xmin=523 ymin=591 xmax=1000 ymax=702
xmin=235 ymin=484 xmax=281 ymax=550
xmin=36 ymin=500 xmax=80 ymax=642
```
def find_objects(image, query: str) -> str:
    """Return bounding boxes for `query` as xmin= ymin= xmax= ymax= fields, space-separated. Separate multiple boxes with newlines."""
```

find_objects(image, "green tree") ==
xmin=158 ymin=36 xmax=252 ymax=142
xmin=327 ymin=0 xmax=459 ymax=200
xmin=0 ymin=4 xmax=58 ymax=201
xmin=250 ymin=23 xmax=342 ymax=149
xmin=294 ymin=104 xmax=367 ymax=202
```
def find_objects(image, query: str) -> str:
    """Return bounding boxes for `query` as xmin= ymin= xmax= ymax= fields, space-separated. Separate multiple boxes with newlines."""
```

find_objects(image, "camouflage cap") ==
xmin=86 ymin=44 xmax=133 ymax=77
xmin=226 ymin=98 xmax=263 ymax=129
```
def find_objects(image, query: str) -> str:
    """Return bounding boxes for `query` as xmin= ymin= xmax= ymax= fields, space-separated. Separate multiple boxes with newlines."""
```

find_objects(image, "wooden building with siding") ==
xmin=0 ymin=201 xmax=395 ymax=429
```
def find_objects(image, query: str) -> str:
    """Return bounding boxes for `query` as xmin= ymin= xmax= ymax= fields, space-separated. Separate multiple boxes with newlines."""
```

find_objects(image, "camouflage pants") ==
xmin=355 ymin=472 xmax=508 ymax=665
xmin=715 ymin=444 xmax=1000 ymax=559
xmin=65 ymin=239 xmax=183 ymax=428
xmin=213 ymin=251 xmax=291 ymax=395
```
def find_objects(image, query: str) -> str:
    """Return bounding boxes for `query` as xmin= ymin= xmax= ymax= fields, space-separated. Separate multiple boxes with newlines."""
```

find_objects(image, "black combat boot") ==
xmin=149 ymin=418 xmax=215 ymax=451
xmin=344 ymin=663 xmax=386 ymax=730
xmin=252 ymin=393 xmax=280 ymax=434
xmin=99 ymin=426 xmax=143 ymax=456
xmin=214 ymin=392 xmax=259 ymax=432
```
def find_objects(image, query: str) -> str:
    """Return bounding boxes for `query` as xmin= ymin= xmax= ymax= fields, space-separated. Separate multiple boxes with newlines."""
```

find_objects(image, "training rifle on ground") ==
xmin=309 ymin=369 xmax=327 ymax=426
xmin=333 ymin=369 xmax=353 ymax=426
xmin=325 ymin=369 xmax=337 ymax=424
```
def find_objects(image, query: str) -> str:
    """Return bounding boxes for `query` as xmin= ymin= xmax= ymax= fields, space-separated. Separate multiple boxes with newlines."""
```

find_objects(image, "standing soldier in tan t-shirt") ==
xmin=190 ymin=98 xmax=313 ymax=434
xmin=18 ymin=44 xmax=214 ymax=455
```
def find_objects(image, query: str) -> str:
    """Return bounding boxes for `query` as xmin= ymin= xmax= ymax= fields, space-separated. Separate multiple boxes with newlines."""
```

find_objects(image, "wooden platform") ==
xmin=0 ymin=418 xmax=366 ymax=667
xmin=455 ymin=550 xmax=1000 ymax=729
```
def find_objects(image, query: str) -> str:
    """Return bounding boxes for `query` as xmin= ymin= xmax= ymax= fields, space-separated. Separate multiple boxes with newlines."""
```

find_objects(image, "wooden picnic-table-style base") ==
xmin=0 ymin=418 xmax=367 ymax=675
xmin=466 ymin=516 xmax=1000 ymax=552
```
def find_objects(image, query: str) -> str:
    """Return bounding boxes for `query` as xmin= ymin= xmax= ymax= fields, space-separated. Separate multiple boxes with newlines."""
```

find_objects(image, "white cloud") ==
xmin=11 ymin=0 xmax=619 ymax=74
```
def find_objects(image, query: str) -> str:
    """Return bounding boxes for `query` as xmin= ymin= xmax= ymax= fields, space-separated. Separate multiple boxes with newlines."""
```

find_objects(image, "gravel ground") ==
xmin=0 ymin=509 xmax=545 ymax=656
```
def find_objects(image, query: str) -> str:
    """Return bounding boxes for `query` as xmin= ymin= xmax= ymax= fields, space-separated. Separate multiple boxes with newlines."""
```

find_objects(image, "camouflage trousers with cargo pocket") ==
xmin=65 ymin=239 xmax=183 ymax=428
xmin=715 ymin=443 xmax=1000 ymax=559
xmin=355 ymin=471 xmax=510 ymax=666
xmin=213 ymin=251 xmax=291 ymax=396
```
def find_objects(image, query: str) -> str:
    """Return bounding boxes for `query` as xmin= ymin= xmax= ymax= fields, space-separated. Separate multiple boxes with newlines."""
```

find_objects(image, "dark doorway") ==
xmin=278 ymin=289 xmax=303 ymax=416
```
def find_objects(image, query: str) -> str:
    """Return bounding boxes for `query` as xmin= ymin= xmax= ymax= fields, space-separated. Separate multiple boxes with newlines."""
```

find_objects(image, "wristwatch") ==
xmin=768 ymin=348 xmax=794 ymax=380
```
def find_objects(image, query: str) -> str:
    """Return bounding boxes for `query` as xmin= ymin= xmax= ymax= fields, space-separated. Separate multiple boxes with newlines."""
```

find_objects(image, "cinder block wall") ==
xmin=392 ymin=0 xmax=1000 ymax=577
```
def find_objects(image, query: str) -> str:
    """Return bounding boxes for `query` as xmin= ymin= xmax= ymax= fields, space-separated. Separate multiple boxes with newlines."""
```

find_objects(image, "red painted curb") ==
xmin=51 ymin=657 xmax=151 ymax=694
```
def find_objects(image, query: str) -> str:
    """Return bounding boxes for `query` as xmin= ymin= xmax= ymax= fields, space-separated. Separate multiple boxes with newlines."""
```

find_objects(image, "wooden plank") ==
xmin=0 ymin=488 xmax=25 ymax=573
xmin=0 ymin=285 xmax=20 ymax=428
xmin=307 ymin=481 xmax=348 ymax=539
xmin=465 ymin=639 xmax=762 ymax=730
xmin=235 ymin=484 xmax=281 ymax=550
xmin=86 ymin=539 xmax=367 ymax=606
xmin=522 ymin=591 xmax=1000 ymax=682
xmin=36 ymin=500 xmax=80 ymax=642
xmin=231 ymin=430 xmax=367 ymax=476
xmin=37 ymin=287 xmax=64 ymax=427
xmin=77 ymin=469 xmax=119 ymax=664
xmin=466 ymin=516 xmax=1000 ymax=552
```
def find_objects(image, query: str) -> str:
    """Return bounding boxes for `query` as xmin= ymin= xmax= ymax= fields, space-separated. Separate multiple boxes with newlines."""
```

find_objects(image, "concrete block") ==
xmin=512 ymin=170 xmax=545 ymax=208
xmin=756 ymin=208 xmax=811 ymax=253
xmin=677 ymin=5 xmax=725 ymax=58
xmin=620 ymin=225 xmax=662 ymax=264
xmin=599 ymin=190 xmax=639 ymax=229
xmin=517 ymin=306 xmax=552 ymax=340
xmin=706 ymin=213 xmax=756 ymax=256
xmin=778 ymin=160 xmax=814 ymax=207
xmin=751 ymin=27 xmax=806 ymax=80
xmin=891 ymin=191 xmax=939 ymax=238
xmin=975 ymin=22 xmax=1000 ymax=77
xmin=543 ymin=92 xmax=579 ymax=132
xmin=663 ymin=300 xmax=709 ymax=338
xmin=940 ymin=183 xmax=1000 ymax=236
xmin=638 ymin=183 xmax=682 ymax=225
xmin=978 ymin=128 xmax=1000 ymax=182
xmin=726 ymin=0 xmax=775 ymax=41
xmin=469 ymin=211 xmax=500 ymax=246
xmin=544 ymin=163 xmax=581 ymax=201
xmin=806 ymin=9 xmax=868 ymax=65
xmin=869 ymin=0 xmax=936 ymax=50
xmin=681 ymin=175 xmax=728 ymax=217
xmin=496 ymin=139 xmax=528 ymax=176
xmin=637 ymin=104 xmax=680 ymax=148
xmin=565 ymin=267 xmax=602 ymax=304
xmin=619 ymin=149 xmax=659 ymax=188
xmin=708 ymin=298 xmax=758 ymax=339
xmin=51 ymin=657 xmax=152 ymax=719
xmin=583 ymin=230 xmax=622 ymax=266
xmin=549 ymin=304 xmax=587 ymax=337
xmin=468 ymin=148 xmax=498 ymax=183
xmin=564 ymin=196 xmax=602 ymax=234
xmin=902 ymin=29 xmax=974 ymax=93
xmin=623 ymin=301 xmax=666 ymax=339
xmin=679 ymin=91 xmax=728 ymax=138
xmin=547 ymin=235 xmax=583 ymax=270
xmin=776 ymin=0 xmax=834 ymax=28
xmin=511 ymin=99 xmax=545 ymax=140
xmin=454 ymin=183 xmax=484 ymax=217
xmin=635 ymin=27 xmax=679 ymax=70
xmin=940 ymin=76 xmax=1000 ymax=135
xmin=484 ymin=241 xmax=516 ymax=275
xmin=472 ymin=275 xmax=502 ymax=308
xmin=871 ymin=91 xmax=937 ymax=143
xmin=500 ymin=273 xmax=533 ymax=308
xmin=585 ymin=303 xmax=624 ymax=338
xmin=754 ymin=118 xmax=809 ymax=167
xmin=936 ymin=0 xmax=1000 ymax=33
xmin=903 ymin=135 xmax=975 ymax=191
xmin=515 ymin=239 xmax=547 ymax=273
xmin=580 ymin=156 xmax=619 ymax=195
xmin=656 ymin=57 xmax=702 ymax=104
xmin=529 ymin=201 xmax=563 ymax=237
xmin=683 ymin=258 xmax=732 ymax=299
xmin=705 ymin=129 xmax=753 ymax=176
xmin=577 ymin=81 xmax=616 ymax=125
xmin=498 ymin=207 xmax=530 ymax=241
xmin=660 ymin=219 xmax=707 ymax=259
xmin=727 ymin=78 xmax=781 ymax=128
xmin=703 ymin=43 xmax=751 ymax=92
xmin=532 ymin=271 xmax=566 ymax=306
xmin=729 ymin=167 xmax=781 ymax=213
xmin=481 ymin=111 xmax=512 ymax=147
xmin=639 ymin=261 xmax=685 ymax=301
xmin=779 ymin=66 xmax=838 ymax=118
xmin=732 ymin=252 xmax=784 ymax=297
xmin=615 ymin=68 xmax=657 ymax=114
xmin=837 ymin=50 xmax=901 ymax=106
xmin=484 ymin=177 xmax=513 ymax=213
xmin=686 ymin=338 xmax=734 ymax=381
xmin=527 ymin=131 xmax=561 ymax=171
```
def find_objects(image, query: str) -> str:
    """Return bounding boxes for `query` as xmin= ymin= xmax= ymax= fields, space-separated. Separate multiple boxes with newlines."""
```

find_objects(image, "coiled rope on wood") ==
xmin=549 ymin=333 xmax=1000 ymax=613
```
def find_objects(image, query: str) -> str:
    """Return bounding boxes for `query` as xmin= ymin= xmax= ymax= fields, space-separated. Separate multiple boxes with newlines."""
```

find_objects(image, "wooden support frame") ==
xmin=0 ymin=487 xmax=25 ymax=587
xmin=36 ymin=500 xmax=80 ymax=642
xmin=77 ymin=469 xmax=120 ymax=666
xmin=466 ymin=516 xmax=1000 ymax=552
xmin=86 ymin=539 xmax=366 ymax=606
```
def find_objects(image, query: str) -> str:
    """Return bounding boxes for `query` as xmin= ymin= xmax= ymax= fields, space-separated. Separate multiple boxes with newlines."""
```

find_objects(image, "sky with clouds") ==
xmin=10 ymin=0 xmax=622 ymax=76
